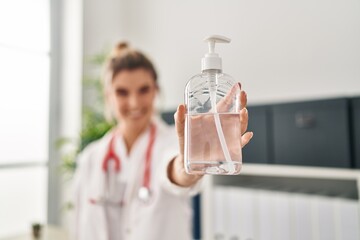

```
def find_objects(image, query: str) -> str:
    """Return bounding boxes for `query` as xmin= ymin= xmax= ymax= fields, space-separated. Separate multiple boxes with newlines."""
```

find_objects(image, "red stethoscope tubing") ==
xmin=102 ymin=123 xmax=156 ymax=191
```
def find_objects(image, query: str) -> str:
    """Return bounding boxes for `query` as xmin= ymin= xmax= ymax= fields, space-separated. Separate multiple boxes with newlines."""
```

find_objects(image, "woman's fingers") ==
xmin=240 ymin=107 xmax=248 ymax=135
xmin=217 ymin=83 xmax=241 ymax=112
xmin=241 ymin=131 xmax=254 ymax=147
xmin=174 ymin=104 xmax=186 ymax=154
xmin=239 ymin=90 xmax=251 ymax=146
xmin=240 ymin=90 xmax=247 ymax=110
xmin=239 ymin=92 xmax=252 ymax=147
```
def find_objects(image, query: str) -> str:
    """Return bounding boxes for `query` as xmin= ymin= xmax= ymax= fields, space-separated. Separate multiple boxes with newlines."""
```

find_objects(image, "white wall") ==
xmin=83 ymin=0 xmax=126 ymax=62
xmin=83 ymin=0 xmax=360 ymax=110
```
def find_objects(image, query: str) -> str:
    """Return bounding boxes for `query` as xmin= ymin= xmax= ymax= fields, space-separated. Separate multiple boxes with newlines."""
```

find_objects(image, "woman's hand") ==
xmin=168 ymin=87 xmax=253 ymax=187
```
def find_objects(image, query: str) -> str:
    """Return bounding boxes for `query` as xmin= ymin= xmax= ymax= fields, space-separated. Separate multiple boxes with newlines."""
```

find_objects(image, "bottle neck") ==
xmin=202 ymin=69 xmax=222 ymax=74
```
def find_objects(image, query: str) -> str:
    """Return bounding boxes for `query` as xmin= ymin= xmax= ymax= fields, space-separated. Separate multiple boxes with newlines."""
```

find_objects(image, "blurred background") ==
xmin=0 ymin=0 xmax=359 ymax=239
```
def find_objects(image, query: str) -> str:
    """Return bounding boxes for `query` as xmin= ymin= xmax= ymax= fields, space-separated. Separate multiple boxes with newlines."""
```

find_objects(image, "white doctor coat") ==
xmin=73 ymin=117 xmax=201 ymax=240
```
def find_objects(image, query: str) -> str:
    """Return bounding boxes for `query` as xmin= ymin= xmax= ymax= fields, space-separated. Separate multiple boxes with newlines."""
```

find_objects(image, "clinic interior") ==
xmin=1 ymin=0 xmax=360 ymax=239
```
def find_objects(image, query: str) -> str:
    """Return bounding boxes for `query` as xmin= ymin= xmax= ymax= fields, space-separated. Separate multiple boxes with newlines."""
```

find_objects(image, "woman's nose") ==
xmin=128 ymin=95 xmax=140 ymax=108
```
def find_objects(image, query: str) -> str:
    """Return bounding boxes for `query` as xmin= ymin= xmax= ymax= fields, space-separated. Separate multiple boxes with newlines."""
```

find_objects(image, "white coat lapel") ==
xmin=83 ymin=135 xmax=111 ymax=240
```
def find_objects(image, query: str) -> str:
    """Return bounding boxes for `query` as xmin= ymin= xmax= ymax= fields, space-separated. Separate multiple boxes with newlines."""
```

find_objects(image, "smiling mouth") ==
xmin=127 ymin=110 xmax=145 ymax=119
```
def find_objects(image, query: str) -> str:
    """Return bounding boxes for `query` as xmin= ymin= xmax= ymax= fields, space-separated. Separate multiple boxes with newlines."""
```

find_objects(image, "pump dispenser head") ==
xmin=201 ymin=35 xmax=231 ymax=72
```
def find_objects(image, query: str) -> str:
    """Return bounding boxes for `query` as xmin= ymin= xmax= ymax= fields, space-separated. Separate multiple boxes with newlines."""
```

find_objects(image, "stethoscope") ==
xmin=89 ymin=123 xmax=156 ymax=207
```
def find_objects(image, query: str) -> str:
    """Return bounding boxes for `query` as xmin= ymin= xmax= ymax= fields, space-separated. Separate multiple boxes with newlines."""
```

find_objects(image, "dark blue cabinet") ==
xmin=272 ymin=98 xmax=351 ymax=168
xmin=352 ymin=98 xmax=360 ymax=168
xmin=242 ymin=106 xmax=271 ymax=164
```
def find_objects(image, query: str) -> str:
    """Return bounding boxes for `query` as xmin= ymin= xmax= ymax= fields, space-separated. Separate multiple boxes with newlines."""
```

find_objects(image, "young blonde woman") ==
xmin=73 ymin=42 xmax=253 ymax=240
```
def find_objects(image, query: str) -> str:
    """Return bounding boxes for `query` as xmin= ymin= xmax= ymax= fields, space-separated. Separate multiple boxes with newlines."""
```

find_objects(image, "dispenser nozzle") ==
xmin=202 ymin=35 xmax=231 ymax=72
xmin=208 ymin=41 xmax=215 ymax=54
xmin=204 ymin=35 xmax=231 ymax=54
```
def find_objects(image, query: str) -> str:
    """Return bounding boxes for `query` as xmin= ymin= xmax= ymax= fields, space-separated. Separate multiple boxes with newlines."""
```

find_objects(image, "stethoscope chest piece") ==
xmin=138 ymin=186 xmax=151 ymax=202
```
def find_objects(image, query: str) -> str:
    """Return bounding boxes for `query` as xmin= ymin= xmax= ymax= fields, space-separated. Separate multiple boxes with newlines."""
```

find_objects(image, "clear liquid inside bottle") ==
xmin=185 ymin=112 xmax=242 ymax=174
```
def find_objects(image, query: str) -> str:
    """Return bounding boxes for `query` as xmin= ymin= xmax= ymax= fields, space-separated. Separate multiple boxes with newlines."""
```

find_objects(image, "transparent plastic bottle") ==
xmin=184 ymin=35 xmax=242 ymax=175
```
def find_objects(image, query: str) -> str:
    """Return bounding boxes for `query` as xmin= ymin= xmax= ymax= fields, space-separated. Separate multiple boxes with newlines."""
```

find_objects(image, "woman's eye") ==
xmin=116 ymin=89 xmax=128 ymax=97
xmin=139 ymin=86 xmax=150 ymax=95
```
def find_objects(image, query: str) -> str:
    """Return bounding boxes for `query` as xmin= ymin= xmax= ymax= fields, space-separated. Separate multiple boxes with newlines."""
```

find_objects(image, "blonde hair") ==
xmin=103 ymin=42 xmax=158 ymax=122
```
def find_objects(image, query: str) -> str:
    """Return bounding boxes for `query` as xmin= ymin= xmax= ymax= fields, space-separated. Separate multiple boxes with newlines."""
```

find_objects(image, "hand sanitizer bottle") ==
xmin=184 ymin=35 xmax=242 ymax=175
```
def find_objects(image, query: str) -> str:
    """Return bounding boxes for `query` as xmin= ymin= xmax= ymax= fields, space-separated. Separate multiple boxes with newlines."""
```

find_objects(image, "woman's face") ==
xmin=108 ymin=68 xmax=157 ymax=132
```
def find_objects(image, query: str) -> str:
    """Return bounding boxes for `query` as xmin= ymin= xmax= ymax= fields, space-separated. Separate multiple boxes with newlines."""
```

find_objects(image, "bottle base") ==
xmin=186 ymin=161 xmax=242 ymax=175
